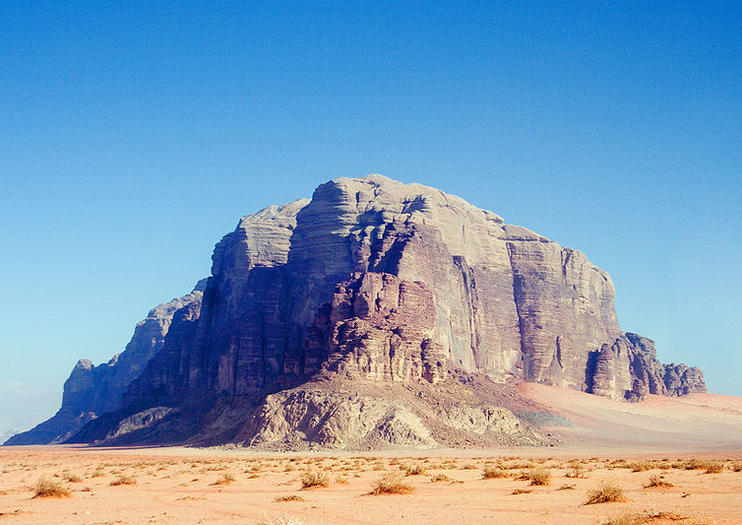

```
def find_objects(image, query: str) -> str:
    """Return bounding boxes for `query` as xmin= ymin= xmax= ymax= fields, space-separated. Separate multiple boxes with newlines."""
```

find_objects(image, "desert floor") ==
xmin=1 ymin=446 xmax=741 ymax=525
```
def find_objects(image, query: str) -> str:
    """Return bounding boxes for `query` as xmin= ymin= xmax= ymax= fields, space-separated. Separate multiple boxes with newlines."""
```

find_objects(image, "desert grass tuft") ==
xmin=527 ymin=468 xmax=551 ymax=486
xmin=274 ymin=495 xmax=305 ymax=502
xmin=482 ymin=466 xmax=508 ymax=479
xmin=369 ymin=474 xmax=414 ymax=495
xmin=511 ymin=488 xmax=532 ymax=495
xmin=213 ymin=472 xmax=235 ymax=485
xmin=300 ymin=471 xmax=329 ymax=489
xmin=585 ymin=481 xmax=625 ymax=504
xmin=645 ymin=474 xmax=674 ymax=488
xmin=110 ymin=475 xmax=137 ymax=486
xmin=402 ymin=464 xmax=427 ymax=476
xmin=33 ymin=478 xmax=71 ymax=498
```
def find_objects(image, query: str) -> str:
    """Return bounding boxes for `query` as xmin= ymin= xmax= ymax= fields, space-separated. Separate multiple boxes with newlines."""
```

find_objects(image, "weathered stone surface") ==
xmin=4 ymin=282 xmax=205 ymax=445
xmin=589 ymin=332 xmax=706 ymax=401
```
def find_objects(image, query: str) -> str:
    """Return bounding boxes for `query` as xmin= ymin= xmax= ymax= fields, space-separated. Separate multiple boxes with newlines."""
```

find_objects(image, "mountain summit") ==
xmin=6 ymin=175 xmax=705 ymax=448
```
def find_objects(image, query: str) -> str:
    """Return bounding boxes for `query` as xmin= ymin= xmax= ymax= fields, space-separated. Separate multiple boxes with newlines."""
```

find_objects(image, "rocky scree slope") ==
xmin=6 ymin=175 xmax=705 ymax=448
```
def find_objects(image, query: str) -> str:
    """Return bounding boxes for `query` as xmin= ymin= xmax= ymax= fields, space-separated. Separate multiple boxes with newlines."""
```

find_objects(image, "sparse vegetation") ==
xmin=645 ymin=474 xmax=674 ymax=488
xmin=527 ymin=468 xmax=551 ymax=486
xmin=214 ymin=472 xmax=235 ymax=485
xmin=482 ymin=466 xmax=508 ymax=479
xmin=110 ymin=475 xmax=137 ymax=486
xmin=585 ymin=481 xmax=625 ymax=504
xmin=431 ymin=473 xmax=452 ymax=482
xmin=511 ymin=488 xmax=532 ymax=495
xmin=370 ymin=474 xmax=414 ymax=495
xmin=557 ymin=483 xmax=576 ymax=490
xmin=300 ymin=471 xmax=329 ymax=489
xmin=402 ymin=464 xmax=427 ymax=476
xmin=33 ymin=478 xmax=71 ymax=498
xmin=274 ymin=495 xmax=305 ymax=502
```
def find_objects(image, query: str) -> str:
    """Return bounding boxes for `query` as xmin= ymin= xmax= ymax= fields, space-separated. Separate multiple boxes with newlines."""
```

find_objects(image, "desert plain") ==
xmin=3 ymin=385 xmax=742 ymax=525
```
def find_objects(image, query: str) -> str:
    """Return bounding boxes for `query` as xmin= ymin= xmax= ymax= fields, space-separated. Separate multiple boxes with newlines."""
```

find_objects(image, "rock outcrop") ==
xmin=589 ymin=332 xmax=706 ymax=401
xmin=7 ymin=175 xmax=706 ymax=448
xmin=4 ymin=281 xmax=205 ymax=445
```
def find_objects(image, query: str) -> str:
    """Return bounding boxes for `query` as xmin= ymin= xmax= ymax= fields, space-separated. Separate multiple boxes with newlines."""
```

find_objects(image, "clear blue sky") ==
xmin=1 ymin=2 xmax=740 ymax=433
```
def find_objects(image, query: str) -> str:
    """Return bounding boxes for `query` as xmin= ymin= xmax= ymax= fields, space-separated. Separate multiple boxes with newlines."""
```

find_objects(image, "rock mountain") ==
xmin=5 ymin=175 xmax=706 ymax=449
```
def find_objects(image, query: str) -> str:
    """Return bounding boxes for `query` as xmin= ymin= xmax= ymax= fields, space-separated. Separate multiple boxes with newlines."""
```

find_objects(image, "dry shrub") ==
xmin=431 ymin=473 xmax=451 ymax=482
xmin=557 ymin=483 xmax=576 ymax=490
xmin=33 ymin=478 xmax=70 ymax=498
xmin=528 ymin=468 xmax=551 ymax=486
xmin=629 ymin=461 xmax=652 ymax=472
xmin=566 ymin=460 xmax=588 ymax=479
xmin=214 ymin=472 xmax=235 ymax=485
xmin=110 ymin=475 xmax=136 ymax=486
xmin=703 ymin=461 xmax=724 ymax=474
xmin=585 ymin=482 xmax=625 ymax=504
xmin=645 ymin=475 xmax=674 ymax=488
xmin=64 ymin=473 xmax=82 ymax=483
xmin=300 ymin=471 xmax=329 ymax=489
xmin=274 ymin=495 xmax=305 ymax=502
xmin=605 ymin=511 xmax=690 ymax=524
xmin=402 ymin=464 xmax=427 ymax=476
xmin=511 ymin=488 xmax=532 ymax=495
xmin=370 ymin=474 xmax=414 ymax=495
xmin=482 ymin=466 xmax=508 ymax=479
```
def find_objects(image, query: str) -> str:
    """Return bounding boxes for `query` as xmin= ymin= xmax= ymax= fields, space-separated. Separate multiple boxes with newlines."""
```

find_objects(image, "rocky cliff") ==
xmin=4 ymin=281 xmax=206 ymax=445
xmin=7 ymin=175 xmax=706 ymax=448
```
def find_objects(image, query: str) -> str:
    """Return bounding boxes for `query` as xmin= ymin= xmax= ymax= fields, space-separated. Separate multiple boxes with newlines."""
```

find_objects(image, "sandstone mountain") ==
xmin=5 ymin=175 xmax=705 ymax=449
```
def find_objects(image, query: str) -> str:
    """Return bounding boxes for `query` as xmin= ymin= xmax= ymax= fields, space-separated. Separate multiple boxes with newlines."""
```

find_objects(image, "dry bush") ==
xmin=566 ymin=460 xmax=588 ymax=479
xmin=430 ymin=473 xmax=451 ymax=482
xmin=33 ymin=478 xmax=70 ymax=498
xmin=731 ymin=462 xmax=742 ymax=472
xmin=402 ymin=464 xmax=427 ymax=476
xmin=370 ymin=474 xmax=414 ymax=495
xmin=585 ymin=482 xmax=625 ymax=504
xmin=557 ymin=483 xmax=576 ymax=490
xmin=110 ymin=475 xmax=137 ymax=486
xmin=213 ymin=472 xmax=235 ymax=485
xmin=482 ymin=466 xmax=508 ymax=479
xmin=703 ymin=461 xmax=724 ymax=474
xmin=64 ymin=473 xmax=82 ymax=483
xmin=629 ymin=461 xmax=652 ymax=472
xmin=604 ymin=511 xmax=691 ymax=524
xmin=645 ymin=475 xmax=674 ymax=488
xmin=300 ymin=471 xmax=329 ymax=489
xmin=511 ymin=488 xmax=532 ymax=495
xmin=528 ymin=468 xmax=551 ymax=486
xmin=274 ymin=495 xmax=305 ymax=502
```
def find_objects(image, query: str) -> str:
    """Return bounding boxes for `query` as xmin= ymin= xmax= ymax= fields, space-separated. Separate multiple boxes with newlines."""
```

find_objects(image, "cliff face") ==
xmin=4 ymin=282 xmax=205 ymax=445
xmin=7 ymin=175 xmax=706 ymax=448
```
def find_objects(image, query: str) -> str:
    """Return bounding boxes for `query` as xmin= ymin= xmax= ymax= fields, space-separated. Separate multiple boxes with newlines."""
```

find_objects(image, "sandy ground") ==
xmin=2 ymin=386 xmax=742 ymax=524
xmin=1 ymin=446 xmax=742 ymax=524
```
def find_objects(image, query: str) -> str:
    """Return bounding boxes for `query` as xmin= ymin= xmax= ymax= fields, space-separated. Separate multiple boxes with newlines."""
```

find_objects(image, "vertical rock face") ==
xmin=4 ymin=282 xmax=205 ymax=445
xmin=311 ymin=272 xmax=448 ymax=384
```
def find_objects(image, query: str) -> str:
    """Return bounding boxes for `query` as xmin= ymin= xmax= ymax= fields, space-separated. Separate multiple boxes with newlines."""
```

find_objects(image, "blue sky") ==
xmin=1 ymin=2 xmax=740 ymax=432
